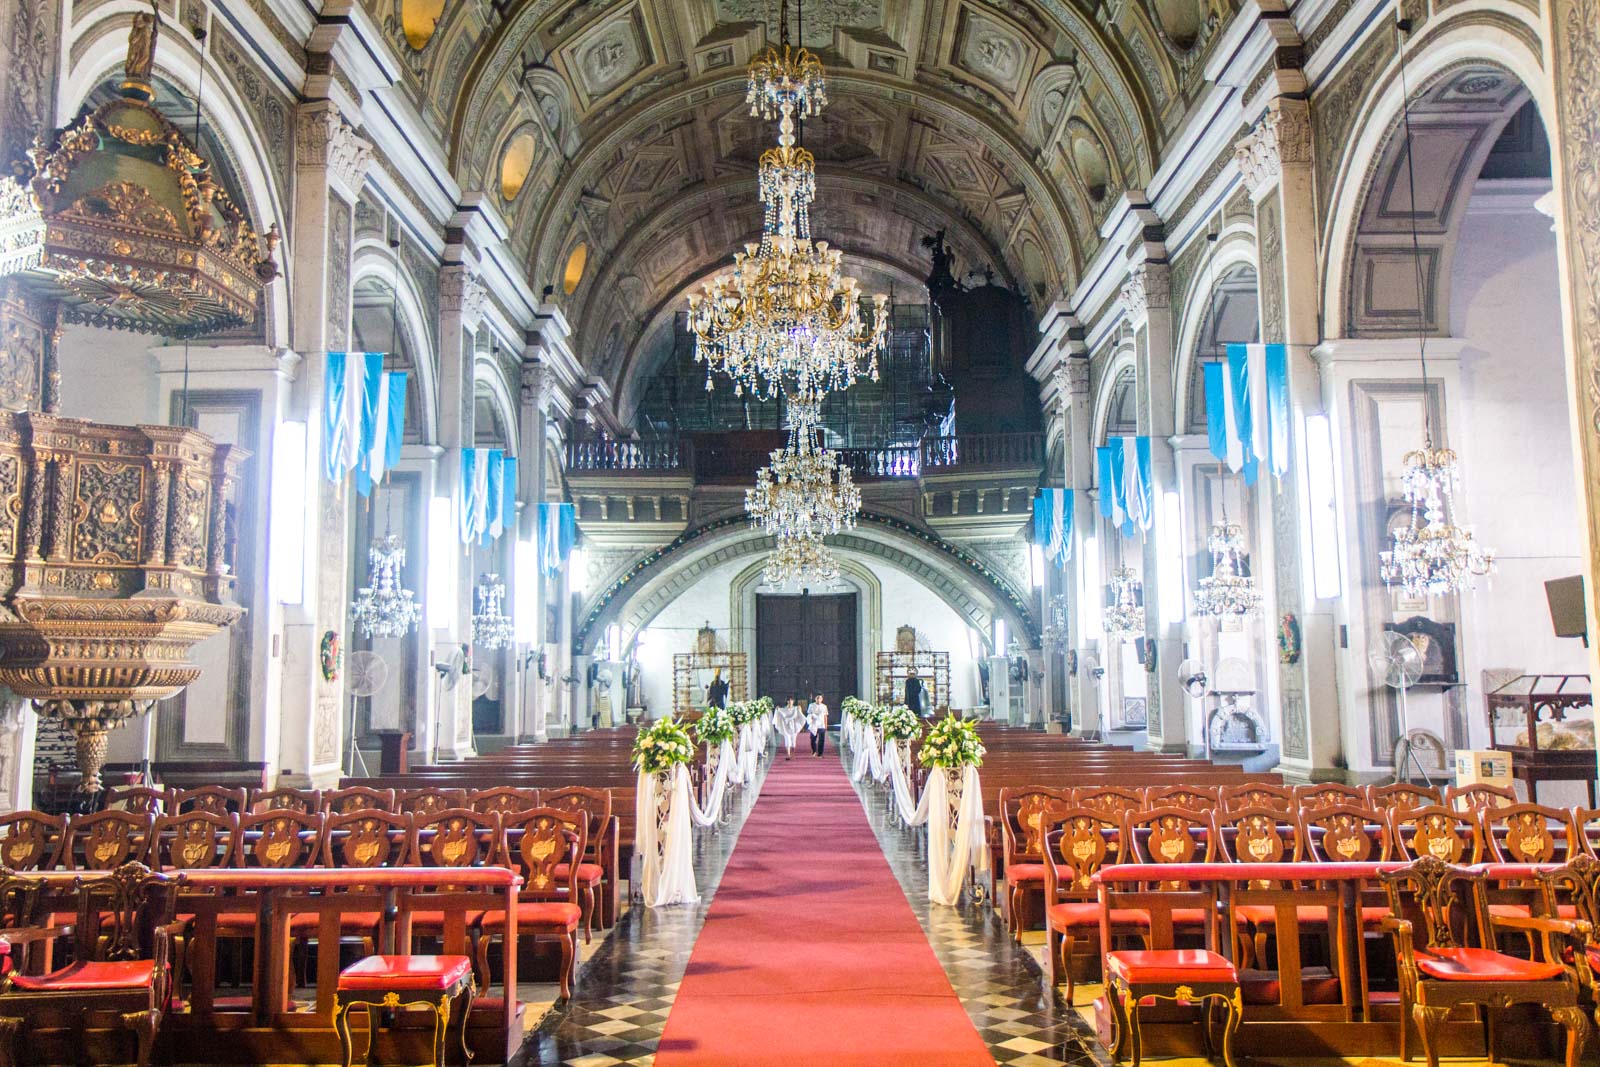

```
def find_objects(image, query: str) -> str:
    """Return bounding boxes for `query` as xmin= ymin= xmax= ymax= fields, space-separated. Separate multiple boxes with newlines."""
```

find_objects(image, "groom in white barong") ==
xmin=776 ymin=697 xmax=805 ymax=759
xmin=805 ymin=693 xmax=829 ymax=757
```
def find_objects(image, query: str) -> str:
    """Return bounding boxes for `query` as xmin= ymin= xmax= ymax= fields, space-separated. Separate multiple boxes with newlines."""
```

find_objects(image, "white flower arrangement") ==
xmin=695 ymin=705 xmax=737 ymax=747
xmin=841 ymin=695 xmax=872 ymax=719
xmin=752 ymin=696 xmax=775 ymax=715
xmin=917 ymin=713 xmax=986 ymax=770
xmin=728 ymin=701 xmax=761 ymax=726
xmin=879 ymin=704 xmax=923 ymax=742
xmin=633 ymin=716 xmax=697 ymax=774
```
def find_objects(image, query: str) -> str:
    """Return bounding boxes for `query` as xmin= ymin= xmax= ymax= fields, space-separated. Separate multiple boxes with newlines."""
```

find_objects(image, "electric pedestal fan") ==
xmin=345 ymin=650 xmax=389 ymax=778
xmin=1370 ymin=630 xmax=1429 ymax=784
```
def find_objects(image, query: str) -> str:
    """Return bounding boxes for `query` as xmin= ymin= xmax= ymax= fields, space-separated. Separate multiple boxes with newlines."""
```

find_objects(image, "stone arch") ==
xmin=1319 ymin=10 xmax=1553 ymax=339
xmin=472 ymin=352 xmax=519 ymax=456
xmin=1171 ymin=229 xmax=1259 ymax=436
xmin=352 ymin=241 xmax=440 ymax=446
xmin=1090 ymin=343 xmax=1139 ymax=449
xmin=576 ymin=514 xmax=1035 ymax=655
xmin=725 ymin=554 xmax=885 ymax=699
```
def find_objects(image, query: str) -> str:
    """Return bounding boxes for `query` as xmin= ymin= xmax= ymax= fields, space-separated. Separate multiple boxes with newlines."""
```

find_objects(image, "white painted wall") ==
xmin=57 ymin=326 xmax=161 ymax=425
xmin=875 ymin=563 xmax=982 ymax=710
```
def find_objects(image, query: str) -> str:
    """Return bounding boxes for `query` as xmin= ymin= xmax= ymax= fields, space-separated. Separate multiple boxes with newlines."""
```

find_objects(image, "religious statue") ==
xmin=921 ymin=228 xmax=957 ymax=295
xmin=904 ymin=668 xmax=926 ymax=718
xmin=122 ymin=2 xmax=161 ymax=99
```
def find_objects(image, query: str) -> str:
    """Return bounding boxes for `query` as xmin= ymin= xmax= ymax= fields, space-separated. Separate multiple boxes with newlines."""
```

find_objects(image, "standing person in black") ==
xmin=706 ymin=668 xmax=729 ymax=709
xmin=904 ymin=669 xmax=926 ymax=718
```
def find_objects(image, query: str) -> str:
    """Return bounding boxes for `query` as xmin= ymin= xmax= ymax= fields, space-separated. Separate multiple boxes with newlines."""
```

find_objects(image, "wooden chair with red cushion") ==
xmin=1389 ymin=804 xmax=1485 ymax=866
xmin=1294 ymin=783 xmax=1368 ymax=811
xmin=1369 ymin=783 xmax=1441 ymax=815
xmin=998 ymin=786 xmax=1071 ymax=939
xmin=63 ymin=810 xmax=153 ymax=871
xmin=541 ymin=787 xmax=612 ymax=940
xmin=247 ymin=787 xmax=321 ymax=815
xmin=1124 ymin=807 xmax=1220 ymax=945
xmin=1144 ymin=786 xmax=1220 ymax=813
xmin=487 ymin=807 xmax=586 ymax=999
xmin=468 ymin=787 xmax=540 ymax=815
xmin=0 ymin=863 xmax=181 ymax=1067
xmin=1041 ymin=807 xmax=1149 ymax=1004
xmin=1536 ymin=855 xmax=1600 ymax=1023
xmin=333 ymin=954 xmax=474 ymax=1067
xmin=0 ymin=811 xmax=65 ymax=872
xmin=320 ymin=810 xmax=415 ymax=946
xmin=1221 ymin=783 xmax=1295 ymax=813
xmin=1298 ymin=803 xmax=1395 ymax=934
xmin=172 ymin=786 xmax=247 ymax=816
xmin=1378 ymin=856 xmax=1587 ymax=1067
xmin=1099 ymin=862 xmax=1242 ymax=1067
xmin=1214 ymin=807 xmax=1319 ymax=970
xmin=322 ymin=787 xmax=396 ymax=815
xmin=408 ymin=809 xmax=500 ymax=970
xmin=223 ymin=811 xmax=326 ymax=979
xmin=1443 ymin=783 xmax=1517 ymax=813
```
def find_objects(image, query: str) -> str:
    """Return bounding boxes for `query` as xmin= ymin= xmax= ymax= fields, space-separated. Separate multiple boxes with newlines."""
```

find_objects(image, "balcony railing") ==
xmin=568 ymin=432 xmax=1043 ymax=480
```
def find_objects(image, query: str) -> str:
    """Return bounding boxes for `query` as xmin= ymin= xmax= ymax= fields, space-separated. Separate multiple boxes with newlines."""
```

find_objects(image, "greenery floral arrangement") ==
xmin=879 ymin=704 xmax=923 ymax=742
xmin=695 ymin=705 xmax=737 ymax=748
xmin=752 ymin=696 xmax=775 ymax=715
xmin=633 ymin=716 xmax=696 ymax=774
xmin=727 ymin=701 xmax=760 ymax=726
xmin=841 ymin=695 xmax=872 ymax=720
xmin=918 ymin=714 xmax=986 ymax=770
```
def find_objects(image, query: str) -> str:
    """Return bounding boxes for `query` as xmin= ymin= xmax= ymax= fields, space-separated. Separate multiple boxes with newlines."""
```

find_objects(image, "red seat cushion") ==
xmin=1172 ymin=907 xmax=1210 ymax=926
xmin=1235 ymin=904 xmax=1334 ymax=925
xmin=479 ymin=901 xmax=582 ymax=932
xmin=1006 ymin=863 xmax=1046 ymax=885
xmin=1487 ymin=903 xmax=1532 ymax=920
xmin=1240 ymin=968 xmax=1343 ymax=1006
xmin=1107 ymin=949 xmax=1238 ymax=986
xmin=1586 ymin=944 xmax=1600 ymax=971
xmin=1416 ymin=946 xmax=1566 ymax=982
xmin=11 ymin=959 xmax=155 ymax=992
xmin=1047 ymin=902 xmax=1151 ymax=929
xmin=337 ymin=955 xmax=472 ymax=992
xmin=553 ymin=862 xmax=604 ymax=885
xmin=406 ymin=910 xmax=487 ymax=929
xmin=1361 ymin=906 xmax=1393 ymax=927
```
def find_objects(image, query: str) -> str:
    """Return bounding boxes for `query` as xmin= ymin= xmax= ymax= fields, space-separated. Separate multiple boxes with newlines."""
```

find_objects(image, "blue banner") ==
xmin=1033 ymin=488 xmax=1072 ymax=568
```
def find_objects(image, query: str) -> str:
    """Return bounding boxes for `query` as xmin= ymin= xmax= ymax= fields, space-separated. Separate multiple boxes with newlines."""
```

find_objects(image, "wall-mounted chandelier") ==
xmin=763 ymin=531 xmax=841 ymax=585
xmin=472 ymin=572 xmax=514 ymax=650
xmin=352 ymin=534 xmax=422 ymax=639
xmin=1380 ymin=447 xmax=1493 ymax=598
xmin=1103 ymin=567 xmax=1144 ymax=641
xmin=1194 ymin=520 xmax=1262 ymax=616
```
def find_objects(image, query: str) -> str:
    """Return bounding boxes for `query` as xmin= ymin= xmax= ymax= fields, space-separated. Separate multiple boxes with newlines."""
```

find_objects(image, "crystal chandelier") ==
xmin=1193 ymin=520 xmax=1262 ymax=617
xmin=763 ymin=531 xmax=841 ymax=585
xmin=352 ymin=534 xmax=422 ymax=639
xmin=1103 ymin=567 xmax=1144 ymax=641
xmin=747 ymin=43 xmax=827 ymax=121
xmin=1042 ymin=594 xmax=1069 ymax=651
xmin=746 ymin=430 xmax=861 ymax=542
xmin=472 ymin=573 xmax=514 ymax=650
xmin=1380 ymin=447 xmax=1493 ymax=598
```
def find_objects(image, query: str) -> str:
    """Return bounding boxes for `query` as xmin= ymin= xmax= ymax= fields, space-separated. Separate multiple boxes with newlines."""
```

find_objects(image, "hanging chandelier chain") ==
xmin=1395 ymin=13 xmax=1432 ymax=446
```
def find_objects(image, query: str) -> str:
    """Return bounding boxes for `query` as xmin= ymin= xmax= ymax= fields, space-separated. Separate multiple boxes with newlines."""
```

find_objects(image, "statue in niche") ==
xmin=123 ymin=5 xmax=159 ymax=93
xmin=921 ymin=229 xmax=957 ymax=296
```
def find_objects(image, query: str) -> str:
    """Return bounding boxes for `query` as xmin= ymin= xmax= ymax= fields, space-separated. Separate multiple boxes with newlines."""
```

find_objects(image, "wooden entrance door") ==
xmin=756 ymin=593 xmax=858 ymax=724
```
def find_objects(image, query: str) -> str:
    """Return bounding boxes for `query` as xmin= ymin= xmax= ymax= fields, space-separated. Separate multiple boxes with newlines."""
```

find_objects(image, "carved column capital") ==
xmin=1235 ymin=98 xmax=1313 ymax=201
xmin=1119 ymin=263 xmax=1169 ymax=320
xmin=522 ymin=360 xmax=555 ymax=413
xmin=295 ymin=101 xmax=374 ymax=202
xmin=439 ymin=267 xmax=486 ymax=332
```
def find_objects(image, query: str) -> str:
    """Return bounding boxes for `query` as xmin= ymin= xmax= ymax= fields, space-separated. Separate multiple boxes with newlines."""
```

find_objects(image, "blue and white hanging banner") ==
xmin=1095 ymin=437 xmax=1153 ymax=537
xmin=324 ymin=352 xmax=408 ymax=493
xmin=1205 ymin=344 xmax=1291 ymax=485
xmin=1032 ymin=488 xmax=1073 ymax=568
xmin=458 ymin=448 xmax=518 ymax=545
xmin=538 ymin=502 xmax=577 ymax=578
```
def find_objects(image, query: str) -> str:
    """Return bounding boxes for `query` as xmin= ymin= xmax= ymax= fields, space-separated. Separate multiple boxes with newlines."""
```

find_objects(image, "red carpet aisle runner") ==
xmin=655 ymin=749 xmax=994 ymax=1066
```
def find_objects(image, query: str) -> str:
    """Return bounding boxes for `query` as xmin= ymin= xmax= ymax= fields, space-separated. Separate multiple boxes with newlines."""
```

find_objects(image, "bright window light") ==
xmin=1159 ymin=490 xmax=1185 ymax=627
xmin=569 ymin=545 xmax=587 ymax=595
xmin=992 ymin=617 xmax=1008 ymax=654
xmin=1080 ymin=535 xmax=1102 ymax=642
xmin=269 ymin=421 xmax=307 ymax=605
xmin=514 ymin=538 xmax=537 ymax=644
xmin=427 ymin=495 xmax=455 ymax=620
xmin=1029 ymin=543 xmax=1044 ymax=589
xmin=1302 ymin=413 xmax=1343 ymax=599
xmin=606 ymin=623 xmax=622 ymax=662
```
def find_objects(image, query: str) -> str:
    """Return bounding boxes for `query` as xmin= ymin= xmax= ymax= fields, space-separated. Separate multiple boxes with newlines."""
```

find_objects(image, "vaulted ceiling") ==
xmin=365 ymin=0 xmax=1230 ymax=396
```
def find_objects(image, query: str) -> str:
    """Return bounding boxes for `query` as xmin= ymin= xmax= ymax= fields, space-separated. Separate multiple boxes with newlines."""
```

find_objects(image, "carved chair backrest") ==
xmin=1482 ymin=802 xmax=1572 ymax=864
xmin=103 ymin=786 xmax=171 ymax=815
xmin=1144 ymin=785 xmax=1220 ymax=812
xmin=64 ymin=810 xmax=153 ymax=871
xmin=1221 ymin=783 xmax=1296 ymax=813
xmin=173 ymin=786 xmax=247 ymax=816
xmin=497 ymin=807 xmax=585 ymax=903
xmin=1390 ymin=805 xmax=1485 ymax=865
xmin=542 ymin=787 xmax=611 ymax=861
xmin=72 ymin=863 xmax=177 ymax=963
xmin=999 ymin=787 xmax=1071 ymax=863
xmin=1295 ymin=783 xmax=1369 ymax=811
xmin=1369 ymin=783 xmax=1443 ymax=814
xmin=398 ymin=789 xmax=467 ymax=816
xmin=1126 ymin=806 xmax=1217 ymax=888
xmin=1574 ymin=808 xmax=1600 ymax=859
xmin=1043 ymin=807 xmax=1122 ymax=900
xmin=1538 ymin=854 xmax=1600 ymax=932
xmin=1379 ymin=856 xmax=1482 ymax=954
xmin=1300 ymin=804 xmax=1393 ymax=863
xmin=0 ymin=811 xmax=66 ymax=871
xmin=322 ymin=788 xmax=396 ymax=815
xmin=1216 ymin=806 xmax=1304 ymax=886
xmin=151 ymin=811 xmax=237 ymax=870
xmin=1445 ymin=783 xmax=1518 ymax=813
xmin=322 ymin=810 xmax=413 ymax=870
xmin=1072 ymin=786 xmax=1143 ymax=816
xmin=412 ymin=809 xmax=499 ymax=868
xmin=236 ymin=810 xmax=323 ymax=869
xmin=248 ymin=788 xmax=321 ymax=815
xmin=468 ymin=787 xmax=541 ymax=815
xmin=0 ymin=869 xmax=42 ymax=935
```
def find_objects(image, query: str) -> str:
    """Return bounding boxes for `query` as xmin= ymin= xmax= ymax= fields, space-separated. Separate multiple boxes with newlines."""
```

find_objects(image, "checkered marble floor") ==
xmin=850 ymin=777 xmax=1111 ymax=1067
xmin=519 ymin=769 xmax=763 ymax=1066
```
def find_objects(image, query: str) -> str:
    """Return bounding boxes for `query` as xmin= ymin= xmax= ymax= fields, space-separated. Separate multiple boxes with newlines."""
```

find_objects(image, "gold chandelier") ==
xmin=1379 ymin=447 xmax=1493 ymax=598
xmin=746 ymin=428 xmax=861 ymax=542
xmin=763 ymin=530 xmax=841 ymax=586
xmin=686 ymin=41 xmax=888 ymax=408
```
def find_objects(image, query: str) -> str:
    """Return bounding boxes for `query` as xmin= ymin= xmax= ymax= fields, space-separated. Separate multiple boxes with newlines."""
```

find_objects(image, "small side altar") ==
xmin=1485 ymin=672 xmax=1595 ymax=805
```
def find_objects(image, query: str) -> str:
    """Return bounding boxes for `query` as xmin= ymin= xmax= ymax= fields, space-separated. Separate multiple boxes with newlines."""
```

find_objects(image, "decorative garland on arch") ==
xmin=575 ymin=511 xmax=1039 ymax=651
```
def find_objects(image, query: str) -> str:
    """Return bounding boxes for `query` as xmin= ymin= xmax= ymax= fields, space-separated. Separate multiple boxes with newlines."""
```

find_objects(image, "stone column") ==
xmin=1122 ymin=262 xmax=1187 ymax=753
xmin=1060 ymin=358 xmax=1102 ymax=737
xmin=1545 ymin=0 xmax=1600 ymax=771
xmin=515 ymin=358 xmax=554 ymax=741
xmin=433 ymin=266 xmax=485 ymax=760
xmin=281 ymin=101 xmax=371 ymax=786
xmin=1235 ymin=96 xmax=1341 ymax=779
xmin=1039 ymin=378 xmax=1069 ymax=727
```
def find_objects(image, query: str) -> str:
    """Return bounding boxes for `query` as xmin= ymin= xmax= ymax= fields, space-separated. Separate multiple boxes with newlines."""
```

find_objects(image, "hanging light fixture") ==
xmin=1378 ymin=17 xmax=1494 ymax=600
xmin=1193 ymin=519 xmax=1263 ymax=616
xmin=352 ymin=533 xmax=423 ymax=638
xmin=762 ymin=530 xmax=841 ymax=585
xmin=1041 ymin=594 xmax=1069 ymax=651
xmin=1102 ymin=567 xmax=1145 ymax=641
xmin=472 ymin=572 xmax=514 ymax=650
xmin=746 ymin=427 xmax=861 ymax=542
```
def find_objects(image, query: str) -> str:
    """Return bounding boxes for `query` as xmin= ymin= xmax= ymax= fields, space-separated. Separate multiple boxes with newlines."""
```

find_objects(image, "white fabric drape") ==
xmin=634 ymin=765 xmax=698 ymax=907
xmin=885 ymin=739 xmax=931 ymax=826
xmin=688 ymin=744 xmax=734 ymax=827
xmin=722 ymin=737 xmax=747 ymax=786
xmin=924 ymin=764 xmax=987 ymax=906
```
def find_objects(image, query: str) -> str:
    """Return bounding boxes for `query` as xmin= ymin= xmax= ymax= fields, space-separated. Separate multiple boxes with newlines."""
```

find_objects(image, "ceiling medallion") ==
xmin=1193 ymin=520 xmax=1262 ymax=617
xmin=1379 ymin=446 xmax=1493 ymax=599
xmin=0 ymin=5 xmax=278 ymax=338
